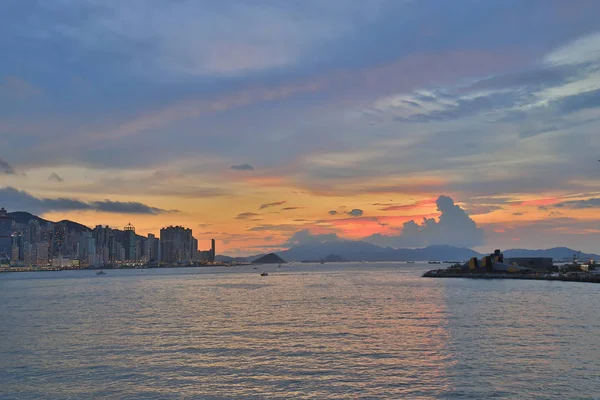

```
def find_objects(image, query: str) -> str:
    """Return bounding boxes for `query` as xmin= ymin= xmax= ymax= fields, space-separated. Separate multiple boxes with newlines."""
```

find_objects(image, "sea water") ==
xmin=1 ymin=263 xmax=598 ymax=399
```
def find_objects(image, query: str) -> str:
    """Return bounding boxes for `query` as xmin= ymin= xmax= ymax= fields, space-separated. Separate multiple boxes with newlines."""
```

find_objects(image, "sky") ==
xmin=1 ymin=0 xmax=600 ymax=256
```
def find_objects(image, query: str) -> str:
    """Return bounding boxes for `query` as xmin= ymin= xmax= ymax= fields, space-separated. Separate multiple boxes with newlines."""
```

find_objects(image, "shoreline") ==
xmin=423 ymin=269 xmax=600 ymax=284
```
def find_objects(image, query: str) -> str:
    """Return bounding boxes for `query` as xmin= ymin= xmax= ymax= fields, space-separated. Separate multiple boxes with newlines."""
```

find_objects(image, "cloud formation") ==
xmin=48 ymin=172 xmax=64 ymax=182
xmin=284 ymin=229 xmax=341 ymax=247
xmin=231 ymin=164 xmax=254 ymax=171
xmin=364 ymin=196 xmax=484 ymax=248
xmin=236 ymin=212 xmax=260 ymax=219
xmin=259 ymin=201 xmax=287 ymax=209
xmin=555 ymin=198 xmax=600 ymax=209
xmin=0 ymin=187 xmax=177 ymax=216
xmin=0 ymin=157 xmax=15 ymax=175
xmin=348 ymin=209 xmax=364 ymax=217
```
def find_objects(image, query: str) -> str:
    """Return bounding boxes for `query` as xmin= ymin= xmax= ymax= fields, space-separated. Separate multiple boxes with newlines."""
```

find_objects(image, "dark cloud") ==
xmin=555 ymin=198 xmax=600 ymax=209
xmin=328 ymin=210 xmax=338 ymax=215
xmin=0 ymin=187 xmax=176 ymax=215
xmin=282 ymin=207 xmax=303 ymax=211
xmin=259 ymin=200 xmax=287 ymax=209
xmin=0 ymin=157 xmax=15 ymax=175
xmin=231 ymin=164 xmax=254 ymax=171
xmin=363 ymin=195 xmax=484 ymax=248
xmin=236 ymin=212 xmax=260 ymax=219
xmin=92 ymin=200 xmax=176 ymax=215
xmin=512 ymin=212 xmax=524 ymax=216
xmin=284 ymin=229 xmax=341 ymax=247
xmin=48 ymin=172 xmax=64 ymax=182
xmin=348 ymin=209 xmax=363 ymax=217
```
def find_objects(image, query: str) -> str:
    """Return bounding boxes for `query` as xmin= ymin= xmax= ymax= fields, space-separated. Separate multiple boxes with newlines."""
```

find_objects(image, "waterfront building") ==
xmin=0 ymin=207 xmax=14 ymax=260
xmin=145 ymin=233 xmax=159 ymax=262
xmin=123 ymin=223 xmax=137 ymax=261
xmin=160 ymin=226 xmax=194 ymax=263
xmin=34 ymin=241 xmax=49 ymax=266
xmin=29 ymin=219 xmax=40 ymax=244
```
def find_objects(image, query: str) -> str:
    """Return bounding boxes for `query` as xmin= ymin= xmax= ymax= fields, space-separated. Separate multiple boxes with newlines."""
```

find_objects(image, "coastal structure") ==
xmin=423 ymin=249 xmax=600 ymax=284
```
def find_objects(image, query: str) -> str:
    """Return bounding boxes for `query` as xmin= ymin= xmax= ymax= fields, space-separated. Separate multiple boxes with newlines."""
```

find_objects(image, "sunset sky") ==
xmin=2 ymin=0 xmax=600 ymax=255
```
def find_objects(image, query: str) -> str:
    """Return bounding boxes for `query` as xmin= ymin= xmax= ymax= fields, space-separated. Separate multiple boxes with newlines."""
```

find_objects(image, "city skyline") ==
xmin=2 ymin=1 xmax=600 ymax=256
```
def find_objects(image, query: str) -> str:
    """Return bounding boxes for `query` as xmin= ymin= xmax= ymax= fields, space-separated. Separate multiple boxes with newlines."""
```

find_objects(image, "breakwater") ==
xmin=423 ymin=269 xmax=600 ymax=284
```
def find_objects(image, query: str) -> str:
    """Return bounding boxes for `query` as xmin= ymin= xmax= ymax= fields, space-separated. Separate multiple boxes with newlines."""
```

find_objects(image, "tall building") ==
xmin=34 ymin=241 xmax=49 ymax=266
xmin=29 ymin=219 xmax=40 ymax=244
xmin=145 ymin=233 xmax=159 ymax=262
xmin=123 ymin=223 xmax=136 ymax=261
xmin=0 ymin=207 xmax=14 ymax=260
xmin=51 ymin=223 xmax=67 ymax=257
xmin=160 ymin=226 xmax=194 ymax=263
xmin=211 ymin=239 xmax=216 ymax=263
xmin=79 ymin=232 xmax=97 ymax=267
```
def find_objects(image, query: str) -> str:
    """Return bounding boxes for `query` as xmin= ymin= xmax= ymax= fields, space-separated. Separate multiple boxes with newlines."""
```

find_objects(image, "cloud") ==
xmin=284 ymin=229 xmax=342 ymax=247
xmin=363 ymin=195 xmax=484 ymax=248
xmin=231 ymin=164 xmax=254 ymax=171
xmin=259 ymin=200 xmax=287 ymax=209
xmin=48 ymin=172 xmax=64 ymax=182
xmin=555 ymin=198 xmax=600 ymax=209
xmin=0 ymin=157 xmax=15 ymax=175
xmin=282 ymin=207 xmax=304 ymax=211
xmin=0 ymin=187 xmax=177 ymax=216
xmin=347 ymin=209 xmax=364 ymax=217
xmin=328 ymin=210 xmax=338 ymax=215
xmin=92 ymin=200 xmax=177 ymax=215
xmin=236 ymin=212 xmax=260 ymax=219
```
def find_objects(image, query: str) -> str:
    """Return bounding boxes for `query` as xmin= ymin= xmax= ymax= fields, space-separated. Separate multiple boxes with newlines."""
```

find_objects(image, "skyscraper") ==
xmin=123 ymin=223 xmax=136 ymax=261
xmin=160 ymin=226 xmax=194 ymax=263
xmin=0 ymin=207 xmax=14 ymax=260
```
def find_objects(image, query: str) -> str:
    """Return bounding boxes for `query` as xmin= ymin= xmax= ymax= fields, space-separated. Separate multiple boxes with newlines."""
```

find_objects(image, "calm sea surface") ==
xmin=0 ymin=263 xmax=598 ymax=399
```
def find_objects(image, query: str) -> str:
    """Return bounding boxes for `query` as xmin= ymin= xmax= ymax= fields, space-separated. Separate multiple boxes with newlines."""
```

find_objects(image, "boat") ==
xmin=260 ymin=272 xmax=268 ymax=276
xmin=96 ymin=270 xmax=106 ymax=275
xmin=428 ymin=261 xmax=441 ymax=264
xmin=406 ymin=261 xmax=415 ymax=264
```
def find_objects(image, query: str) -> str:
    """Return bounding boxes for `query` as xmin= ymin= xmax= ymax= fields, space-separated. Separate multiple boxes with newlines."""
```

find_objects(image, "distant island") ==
xmin=252 ymin=253 xmax=286 ymax=265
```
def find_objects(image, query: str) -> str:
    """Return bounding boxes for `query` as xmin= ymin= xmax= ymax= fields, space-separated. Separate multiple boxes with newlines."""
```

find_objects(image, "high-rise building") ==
xmin=29 ymin=219 xmax=40 ymax=244
xmin=34 ymin=241 xmax=49 ymax=266
xmin=79 ymin=232 xmax=97 ymax=267
xmin=160 ymin=226 xmax=194 ymax=263
xmin=11 ymin=232 xmax=24 ymax=261
xmin=123 ymin=223 xmax=136 ymax=261
xmin=145 ymin=233 xmax=159 ymax=262
xmin=51 ymin=223 xmax=67 ymax=257
xmin=0 ymin=207 xmax=14 ymax=260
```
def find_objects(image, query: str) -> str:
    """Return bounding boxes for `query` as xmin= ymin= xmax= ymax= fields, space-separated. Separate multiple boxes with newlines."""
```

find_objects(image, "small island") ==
xmin=252 ymin=253 xmax=286 ymax=265
xmin=423 ymin=249 xmax=600 ymax=284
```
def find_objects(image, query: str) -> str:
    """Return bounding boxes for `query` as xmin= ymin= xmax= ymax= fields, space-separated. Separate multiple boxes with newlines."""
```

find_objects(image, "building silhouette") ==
xmin=0 ymin=207 xmax=14 ymax=260
xmin=123 ymin=223 xmax=136 ymax=261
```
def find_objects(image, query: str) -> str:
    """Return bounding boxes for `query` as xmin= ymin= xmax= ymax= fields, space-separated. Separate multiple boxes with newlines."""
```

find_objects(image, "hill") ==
xmin=252 ymin=253 xmax=286 ymax=264
xmin=9 ymin=212 xmax=91 ymax=232
xmin=503 ymin=247 xmax=600 ymax=261
xmin=277 ymin=241 xmax=481 ymax=262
